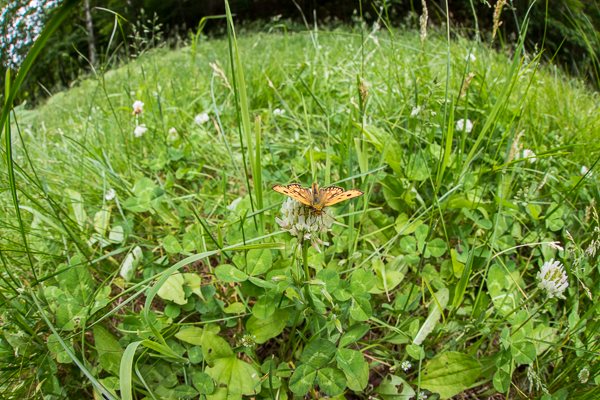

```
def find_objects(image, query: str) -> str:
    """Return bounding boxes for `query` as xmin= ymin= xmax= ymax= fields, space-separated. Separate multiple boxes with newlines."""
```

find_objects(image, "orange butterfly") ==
xmin=272 ymin=182 xmax=363 ymax=213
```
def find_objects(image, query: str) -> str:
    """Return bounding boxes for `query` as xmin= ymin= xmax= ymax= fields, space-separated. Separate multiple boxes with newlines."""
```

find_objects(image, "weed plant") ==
xmin=0 ymin=1 xmax=599 ymax=399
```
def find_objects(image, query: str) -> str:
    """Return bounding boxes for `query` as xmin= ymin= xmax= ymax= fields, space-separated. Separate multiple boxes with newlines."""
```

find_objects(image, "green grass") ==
xmin=1 ymin=14 xmax=599 ymax=400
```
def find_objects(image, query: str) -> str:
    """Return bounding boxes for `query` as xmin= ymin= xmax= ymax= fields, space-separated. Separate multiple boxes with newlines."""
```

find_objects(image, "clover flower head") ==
xmin=133 ymin=124 xmax=147 ymax=138
xmin=273 ymin=108 xmax=285 ymax=116
xmin=195 ymin=112 xmax=210 ymax=125
xmin=456 ymin=118 xmax=473 ymax=133
xmin=578 ymin=367 xmax=589 ymax=384
xmin=522 ymin=149 xmax=537 ymax=163
xmin=167 ymin=127 xmax=179 ymax=143
xmin=275 ymin=198 xmax=334 ymax=251
xmin=537 ymin=259 xmax=568 ymax=299
xmin=104 ymin=188 xmax=116 ymax=201
xmin=581 ymin=165 xmax=591 ymax=176
xmin=132 ymin=100 xmax=144 ymax=115
xmin=410 ymin=106 xmax=421 ymax=117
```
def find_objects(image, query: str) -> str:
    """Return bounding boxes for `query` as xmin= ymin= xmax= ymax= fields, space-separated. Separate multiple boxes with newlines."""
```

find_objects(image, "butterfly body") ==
xmin=273 ymin=182 xmax=363 ymax=213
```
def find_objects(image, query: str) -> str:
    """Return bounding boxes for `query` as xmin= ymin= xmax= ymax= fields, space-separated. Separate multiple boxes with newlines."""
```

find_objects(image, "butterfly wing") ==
xmin=320 ymin=186 xmax=363 ymax=207
xmin=273 ymin=183 xmax=313 ymax=206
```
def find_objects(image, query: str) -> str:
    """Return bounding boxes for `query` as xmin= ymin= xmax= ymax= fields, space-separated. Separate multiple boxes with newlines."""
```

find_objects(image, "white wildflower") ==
xmin=578 ymin=367 xmax=589 ymax=384
xmin=167 ymin=127 xmax=179 ymax=143
xmin=580 ymin=165 xmax=592 ymax=176
xmin=133 ymin=124 xmax=147 ymax=138
xmin=465 ymin=52 xmax=476 ymax=62
xmin=104 ymin=188 xmax=116 ymax=201
xmin=410 ymin=106 xmax=421 ymax=117
xmin=456 ymin=118 xmax=473 ymax=133
xmin=273 ymin=108 xmax=285 ymax=116
xmin=401 ymin=360 xmax=412 ymax=372
xmin=132 ymin=100 xmax=144 ymax=115
xmin=275 ymin=198 xmax=334 ymax=252
xmin=195 ymin=112 xmax=210 ymax=125
xmin=537 ymin=259 xmax=568 ymax=299
xmin=522 ymin=149 xmax=537 ymax=163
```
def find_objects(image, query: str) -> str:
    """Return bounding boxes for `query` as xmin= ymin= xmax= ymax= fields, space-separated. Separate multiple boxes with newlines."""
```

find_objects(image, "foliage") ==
xmin=1 ymin=2 xmax=599 ymax=399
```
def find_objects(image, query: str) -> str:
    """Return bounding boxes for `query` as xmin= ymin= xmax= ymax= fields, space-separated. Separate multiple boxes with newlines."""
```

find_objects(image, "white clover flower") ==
xmin=195 ymin=112 xmax=210 ymax=125
xmin=273 ymin=108 xmax=285 ymax=116
xmin=578 ymin=367 xmax=589 ymax=384
xmin=465 ymin=52 xmax=476 ymax=62
xmin=537 ymin=259 xmax=568 ymax=299
xmin=410 ymin=106 xmax=421 ymax=117
xmin=133 ymin=124 xmax=147 ymax=138
xmin=522 ymin=149 xmax=537 ymax=163
xmin=132 ymin=100 xmax=144 ymax=115
xmin=104 ymin=188 xmax=116 ymax=201
xmin=401 ymin=360 xmax=412 ymax=372
xmin=456 ymin=118 xmax=473 ymax=133
xmin=275 ymin=198 xmax=334 ymax=252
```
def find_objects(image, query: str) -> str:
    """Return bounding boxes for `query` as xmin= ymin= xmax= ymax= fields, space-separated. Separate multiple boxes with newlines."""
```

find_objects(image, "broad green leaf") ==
xmin=119 ymin=246 xmax=142 ymax=282
xmin=511 ymin=340 xmax=536 ymax=366
xmin=163 ymin=235 xmax=183 ymax=254
xmin=215 ymin=264 xmax=248 ymax=283
xmin=371 ymin=257 xmax=404 ymax=294
xmin=223 ymin=302 xmax=245 ymax=314
xmin=486 ymin=263 xmax=523 ymax=316
xmin=108 ymin=224 xmax=124 ymax=243
xmin=93 ymin=207 xmax=111 ymax=235
xmin=317 ymin=367 xmax=346 ymax=396
xmin=420 ymin=352 xmax=481 ymax=398
xmin=93 ymin=325 xmax=122 ymax=375
xmin=154 ymin=384 xmax=198 ymax=398
xmin=175 ymin=327 xmax=203 ymax=345
xmin=246 ymin=249 xmax=272 ymax=276
xmin=156 ymin=272 xmax=187 ymax=305
xmin=58 ymin=255 xmax=94 ymax=304
xmin=47 ymin=333 xmax=73 ymax=364
xmin=66 ymin=189 xmax=87 ymax=229
xmin=350 ymin=269 xmax=376 ymax=294
xmin=349 ymin=293 xmax=372 ymax=321
xmin=300 ymin=339 xmax=337 ymax=368
xmin=375 ymin=374 xmax=415 ymax=399
xmin=251 ymin=292 xmax=277 ymax=319
xmin=339 ymin=324 xmax=370 ymax=348
xmin=426 ymin=238 xmax=448 ymax=258
xmin=205 ymin=356 xmax=260 ymax=396
xmin=191 ymin=371 xmax=215 ymax=395
xmin=336 ymin=348 xmax=368 ymax=391
xmin=246 ymin=309 xmax=288 ymax=344
xmin=289 ymin=364 xmax=317 ymax=396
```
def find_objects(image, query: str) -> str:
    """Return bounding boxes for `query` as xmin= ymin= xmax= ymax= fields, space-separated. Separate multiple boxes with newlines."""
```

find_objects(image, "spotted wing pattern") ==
xmin=320 ymin=186 xmax=363 ymax=206
xmin=272 ymin=183 xmax=313 ymax=207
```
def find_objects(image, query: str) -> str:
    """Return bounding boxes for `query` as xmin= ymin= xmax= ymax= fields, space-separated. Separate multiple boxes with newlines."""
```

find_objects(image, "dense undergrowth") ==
xmin=1 ymin=8 xmax=599 ymax=400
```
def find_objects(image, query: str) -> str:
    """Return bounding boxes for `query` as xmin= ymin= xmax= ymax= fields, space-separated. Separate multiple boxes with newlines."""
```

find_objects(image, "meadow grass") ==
xmin=0 ymin=10 xmax=599 ymax=400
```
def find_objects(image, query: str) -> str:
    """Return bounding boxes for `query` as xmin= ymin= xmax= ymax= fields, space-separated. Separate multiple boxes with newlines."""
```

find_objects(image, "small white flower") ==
xmin=580 ymin=165 xmax=591 ymax=176
xmin=401 ymin=360 xmax=412 ymax=372
xmin=465 ymin=52 xmax=476 ymax=62
xmin=456 ymin=118 xmax=473 ymax=133
xmin=537 ymin=259 xmax=568 ymax=299
xmin=275 ymin=198 xmax=334 ymax=252
xmin=104 ymin=188 xmax=116 ymax=201
xmin=167 ymin=127 xmax=179 ymax=142
xmin=133 ymin=124 xmax=147 ymax=138
xmin=410 ymin=106 xmax=421 ymax=117
xmin=273 ymin=108 xmax=285 ymax=116
xmin=132 ymin=100 xmax=144 ymax=115
xmin=578 ymin=367 xmax=589 ymax=384
xmin=522 ymin=149 xmax=537 ymax=163
xmin=195 ymin=112 xmax=210 ymax=125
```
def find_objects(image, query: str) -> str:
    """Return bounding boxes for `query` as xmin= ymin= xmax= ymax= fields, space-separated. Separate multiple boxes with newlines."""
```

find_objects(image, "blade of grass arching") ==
xmin=224 ymin=0 xmax=259 ymax=229
xmin=120 ymin=340 xmax=143 ymax=400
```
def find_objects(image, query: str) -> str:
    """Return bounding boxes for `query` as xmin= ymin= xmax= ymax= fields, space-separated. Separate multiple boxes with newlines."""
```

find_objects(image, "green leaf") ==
xmin=156 ymin=272 xmax=187 ymax=305
xmin=300 ymin=339 xmax=337 ymax=368
xmin=246 ymin=309 xmax=288 ymax=344
xmin=289 ymin=364 xmax=317 ymax=396
xmin=349 ymin=293 xmax=372 ymax=321
xmin=93 ymin=325 xmax=122 ymax=376
xmin=511 ymin=340 xmax=536 ymax=366
xmin=486 ymin=263 xmax=523 ymax=316
xmin=420 ymin=352 xmax=481 ymax=399
xmin=163 ymin=235 xmax=183 ymax=254
xmin=317 ymin=367 xmax=346 ymax=396
xmin=339 ymin=324 xmax=370 ymax=348
xmin=119 ymin=246 xmax=142 ymax=282
xmin=223 ymin=302 xmax=245 ymax=314
xmin=336 ymin=348 xmax=368 ymax=391
xmin=93 ymin=207 xmax=111 ymax=236
xmin=191 ymin=371 xmax=215 ymax=395
xmin=375 ymin=374 xmax=415 ymax=399
xmin=66 ymin=189 xmax=87 ymax=229
xmin=413 ymin=288 xmax=449 ymax=345
xmin=246 ymin=249 xmax=272 ymax=276
xmin=426 ymin=238 xmax=448 ymax=258
xmin=215 ymin=264 xmax=248 ymax=283
xmin=350 ymin=269 xmax=376 ymax=294
xmin=175 ymin=327 xmax=204 ymax=346
xmin=206 ymin=356 xmax=260 ymax=396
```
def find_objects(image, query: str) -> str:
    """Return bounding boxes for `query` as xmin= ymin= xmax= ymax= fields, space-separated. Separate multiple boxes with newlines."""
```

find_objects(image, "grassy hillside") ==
xmin=1 ymin=22 xmax=599 ymax=399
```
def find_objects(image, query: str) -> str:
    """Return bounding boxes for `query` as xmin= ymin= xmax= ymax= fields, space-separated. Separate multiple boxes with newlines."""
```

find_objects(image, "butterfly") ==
xmin=272 ymin=182 xmax=363 ymax=213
